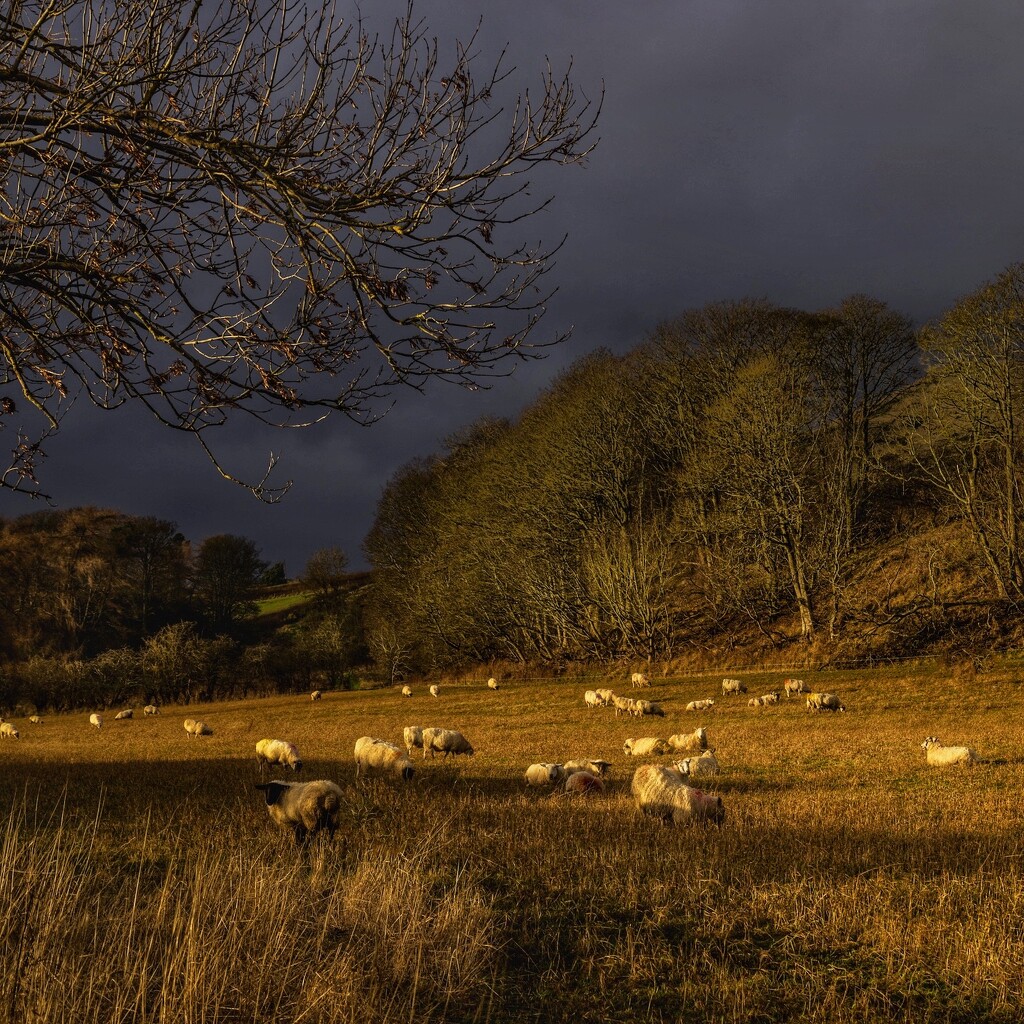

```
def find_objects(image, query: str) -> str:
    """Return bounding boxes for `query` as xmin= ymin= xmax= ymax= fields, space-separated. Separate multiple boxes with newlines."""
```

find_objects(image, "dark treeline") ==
xmin=365 ymin=264 xmax=1024 ymax=672
xmin=0 ymin=510 xmax=365 ymax=712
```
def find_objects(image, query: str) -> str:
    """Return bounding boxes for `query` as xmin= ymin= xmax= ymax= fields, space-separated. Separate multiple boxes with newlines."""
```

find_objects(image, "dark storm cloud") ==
xmin=5 ymin=0 xmax=1024 ymax=572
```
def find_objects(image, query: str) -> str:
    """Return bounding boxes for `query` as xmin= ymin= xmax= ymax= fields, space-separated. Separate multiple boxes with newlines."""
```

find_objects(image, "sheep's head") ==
xmin=290 ymin=759 xmax=303 ymax=772
xmin=921 ymin=737 xmax=939 ymax=750
xmin=255 ymin=781 xmax=292 ymax=806
xmin=623 ymin=739 xmax=634 ymax=755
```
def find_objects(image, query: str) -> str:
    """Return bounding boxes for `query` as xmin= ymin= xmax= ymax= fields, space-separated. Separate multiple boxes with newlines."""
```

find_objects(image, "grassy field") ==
xmin=2 ymin=664 xmax=1023 ymax=1023
xmin=255 ymin=589 xmax=314 ymax=617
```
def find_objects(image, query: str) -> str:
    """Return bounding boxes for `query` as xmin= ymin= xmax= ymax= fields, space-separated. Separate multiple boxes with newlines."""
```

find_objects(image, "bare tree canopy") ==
xmin=0 ymin=0 xmax=600 ymax=496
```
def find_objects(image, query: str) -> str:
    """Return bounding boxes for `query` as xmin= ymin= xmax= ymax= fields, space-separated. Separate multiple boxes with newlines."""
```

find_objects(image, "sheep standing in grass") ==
xmin=632 ymin=764 xmax=725 ymax=826
xmin=421 ymin=727 xmax=474 ymax=759
xmin=254 ymin=779 xmax=344 ymax=847
xmin=114 ymin=709 xmax=133 ymax=720
xmin=675 ymin=750 xmax=720 ymax=778
xmin=722 ymin=678 xmax=746 ymax=696
xmin=256 ymin=738 xmax=303 ymax=773
xmin=596 ymin=688 xmax=615 ymax=706
xmin=403 ymin=725 xmax=425 ymax=757
xmin=525 ymin=763 xmax=567 ymax=787
xmin=0 ymin=722 xmax=20 ymax=740
xmin=562 ymin=758 xmax=612 ymax=777
xmin=783 ymin=678 xmax=806 ymax=697
xmin=668 ymin=728 xmax=710 ymax=754
xmin=623 ymin=737 xmax=671 ymax=757
xmin=401 ymin=685 xmax=413 ymax=697
xmin=631 ymin=672 xmax=650 ymax=689
xmin=311 ymin=690 xmax=322 ymax=702
xmin=686 ymin=699 xmax=715 ymax=713
xmin=29 ymin=715 xmax=43 ymax=725
xmin=613 ymin=695 xmax=636 ymax=717
xmin=584 ymin=690 xmax=603 ymax=710
xmin=143 ymin=705 xmax=160 ymax=716
xmin=354 ymin=736 xmax=415 ymax=781
xmin=921 ymin=737 xmax=978 ymax=766
xmin=487 ymin=677 xmax=499 ymax=690
xmin=564 ymin=771 xmax=605 ymax=796
xmin=429 ymin=684 xmax=440 ymax=698
xmin=184 ymin=718 xmax=212 ymax=738
xmin=89 ymin=713 xmax=102 ymax=730
xmin=806 ymin=692 xmax=846 ymax=713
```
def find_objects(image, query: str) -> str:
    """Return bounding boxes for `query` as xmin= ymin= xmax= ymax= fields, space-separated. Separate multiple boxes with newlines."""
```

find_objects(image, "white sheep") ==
xmin=421 ymin=727 xmax=474 ymax=759
xmin=354 ymin=736 xmax=415 ymax=781
xmin=921 ymin=736 xmax=978 ymax=767
xmin=748 ymin=692 xmax=780 ymax=708
xmin=114 ymin=709 xmax=133 ymax=720
xmin=722 ymin=678 xmax=746 ymax=696
xmin=310 ymin=690 xmax=322 ymax=702
xmin=403 ymin=725 xmax=425 ymax=757
xmin=584 ymin=689 xmax=603 ymax=710
xmin=525 ymin=762 xmax=567 ymax=786
xmin=667 ymin=728 xmax=710 ymax=753
xmin=0 ymin=722 xmax=20 ymax=740
xmin=254 ymin=779 xmax=344 ymax=846
xmin=429 ymin=684 xmax=440 ymax=698
xmin=562 ymin=758 xmax=613 ymax=777
xmin=143 ymin=705 xmax=160 ymax=716
xmin=631 ymin=672 xmax=650 ymax=689
xmin=675 ymin=750 xmax=720 ymax=778
xmin=401 ymin=685 xmax=413 ymax=697
xmin=632 ymin=764 xmax=725 ymax=826
xmin=28 ymin=715 xmax=43 ymax=725
xmin=613 ymin=694 xmax=636 ymax=717
xmin=631 ymin=699 xmax=665 ymax=718
xmin=686 ymin=699 xmax=715 ymax=713
xmin=487 ymin=677 xmax=499 ymax=690
xmin=89 ymin=713 xmax=102 ymax=730
xmin=183 ymin=718 xmax=213 ymax=738
xmin=596 ymin=688 xmax=615 ymax=706
xmin=783 ymin=678 xmax=806 ymax=697
xmin=623 ymin=737 xmax=671 ymax=757
xmin=256 ymin=738 xmax=303 ymax=772
xmin=564 ymin=771 xmax=605 ymax=796
xmin=806 ymin=692 xmax=846 ymax=713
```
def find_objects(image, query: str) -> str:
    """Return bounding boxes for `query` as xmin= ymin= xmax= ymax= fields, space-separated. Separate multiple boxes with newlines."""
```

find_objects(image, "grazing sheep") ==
xmin=143 ymin=705 xmax=160 ymax=716
xmin=921 ymin=736 xmax=978 ymax=767
xmin=749 ymin=692 xmax=780 ymax=708
xmin=722 ymin=678 xmax=747 ymax=696
xmin=421 ymin=727 xmax=474 ymax=759
xmin=0 ymin=722 xmax=20 ymax=740
xmin=686 ymin=699 xmax=715 ymax=713
xmin=114 ymin=709 xmax=133 ymax=720
xmin=564 ymin=771 xmax=605 ymax=796
xmin=596 ymin=688 xmax=615 ymax=706
xmin=806 ymin=692 xmax=846 ymax=713
xmin=632 ymin=699 xmax=665 ymax=718
xmin=562 ymin=758 xmax=612 ymax=777
xmin=403 ymin=725 xmax=425 ymax=757
xmin=429 ymin=684 xmax=440 ymax=698
xmin=613 ymin=695 xmax=636 ymax=717
xmin=256 ymin=738 xmax=303 ymax=772
xmin=354 ymin=736 xmax=415 ymax=781
xmin=667 ymin=728 xmax=710 ymax=754
xmin=254 ymin=779 xmax=344 ymax=846
xmin=310 ymin=690 xmax=322 ymax=702
xmin=632 ymin=764 xmax=725 ymax=826
xmin=183 ymin=718 xmax=213 ymax=737
xmin=623 ymin=737 xmax=672 ymax=757
xmin=525 ymin=762 xmax=567 ymax=787
xmin=401 ymin=685 xmax=413 ymax=697
xmin=675 ymin=750 xmax=721 ymax=778
xmin=487 ymin=677 xmax=499 ymax=690
xmin=89 ymin=713 xmax=102 ymax=730
xmin=631 ymin=672 xmax=650 ymax=689
xmin=584 ymin=689 xmax=603 ymax=710
xmin=28 ymin=715 xmax=43 ymax=725
xmin=783 ymin=678 xmax=806 ymax=697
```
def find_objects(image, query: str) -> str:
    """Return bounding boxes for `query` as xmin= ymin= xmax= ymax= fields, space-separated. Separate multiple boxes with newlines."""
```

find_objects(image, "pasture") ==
xmin=2 ymin=664 xmax=1023 ymax=1023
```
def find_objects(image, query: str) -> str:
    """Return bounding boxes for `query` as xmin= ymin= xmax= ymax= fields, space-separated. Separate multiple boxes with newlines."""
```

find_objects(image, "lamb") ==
xmin=143 ymin=705 xmax=160 ymax=716
xmin=310 ymin=690 xmax=322 ymax=702
xmin=354 ymin=736 xmax=415 ymax=781
xmin=667 ymin=727 xmax=710 ymax=754
xmin=783 ymin=678 xmax=806 ymax=697
xmin=403 ymin=725 xmax=425 ymax=757
xmin=421 ymin=727 xmax=474 ymax=759
xmin=584 ymin=689 xmax=603 ymax=710
xmin=613 ymin=695 xmax=636 ymax=717
xmin=28 ymin=715 xmax=43 ymax=725
xmin=525 ymin=763 xmax=567 ymax=786
xmin=401 ymin=685 xmax=413 ymax=697
xmin=114 ymin=709 xmax=133 ymax=720
xmin=596 ymin=688 xmax=615 ymax=706
xmin=89 ymin=713 xmax=102 ymax=730
xmin=675 ymin=750 xmax=721 ymax=778
xmin=722 ymin=678 xmax=747 ymax=696
xmin=564 ymin=771 xmax=605 ymax=796
xmin=487 ymin=677 xmax=499 ymax=690
xmin=254 ymin=779 xmax=344 ymax=846
xmin=631 ymin=672 xmax=650 ymax=689
xmin=623 ymin=737 xmax=672 ymax=757
xmin=562 ymin=758 xmax=612 ymax=777
xmin=686 ymin=699 xmax=715 ymax=713
xmin=748 ymin=692 xmax=780 ymax=707
xmin=429 ymin=684 xmax=440 ymax=698
xmin=806 ymin=692 xmax=846 ymax=713
xmin=632 ymin=699 xmax=665 ymax=718
xmin=632 ymin=764 xmax=725 ymax=826
xmin=183 ymin=718 xmax=213 ymax=737
xmin=256 ymin=738 xmax=303 ymax=772
xmin=921 ymin=736 xmax=978 ymax=767
xmin=0 ymin=722 xmax=20 ymax=740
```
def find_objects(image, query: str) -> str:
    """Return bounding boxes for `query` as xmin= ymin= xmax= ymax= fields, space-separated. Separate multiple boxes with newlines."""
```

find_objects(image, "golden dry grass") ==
xmin=2 ymin=663 xmax=1024 ymax=1023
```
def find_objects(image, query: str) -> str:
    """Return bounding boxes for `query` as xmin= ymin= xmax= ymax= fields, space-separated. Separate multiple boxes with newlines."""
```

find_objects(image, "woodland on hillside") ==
xmin=365 ymin=264 xmax=1024 ymax=674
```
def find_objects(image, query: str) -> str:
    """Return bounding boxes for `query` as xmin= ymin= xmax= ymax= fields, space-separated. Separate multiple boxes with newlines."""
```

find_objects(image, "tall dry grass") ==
xmin=1 ymin=663 xmax=1023 ymax=1022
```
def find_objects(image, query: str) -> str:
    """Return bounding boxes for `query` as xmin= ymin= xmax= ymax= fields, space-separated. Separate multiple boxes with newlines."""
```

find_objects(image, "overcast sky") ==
xmin=4 ymin=0 xmax=1024 ymax=574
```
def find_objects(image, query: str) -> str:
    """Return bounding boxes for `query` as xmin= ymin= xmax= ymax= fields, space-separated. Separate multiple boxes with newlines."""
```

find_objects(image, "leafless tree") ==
xmin=0 ymin=0 xmax=599 ymax=496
